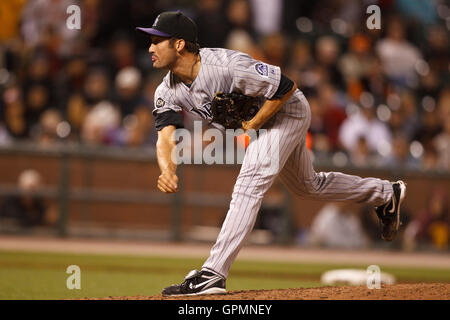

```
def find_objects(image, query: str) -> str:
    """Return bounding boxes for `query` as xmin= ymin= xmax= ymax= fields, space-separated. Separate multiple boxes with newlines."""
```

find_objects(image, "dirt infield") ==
xmin=90 ymin=283 xmax=449 ymax=300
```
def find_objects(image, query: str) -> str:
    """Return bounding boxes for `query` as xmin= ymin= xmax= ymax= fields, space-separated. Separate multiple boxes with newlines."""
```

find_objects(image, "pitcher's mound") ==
xmin=88 ymin=283 xmax=449 ymax=300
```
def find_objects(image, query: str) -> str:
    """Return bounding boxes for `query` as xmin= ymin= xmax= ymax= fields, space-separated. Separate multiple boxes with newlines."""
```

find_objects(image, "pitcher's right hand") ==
xmin=157 ymin=170 xmax=178 ymax=193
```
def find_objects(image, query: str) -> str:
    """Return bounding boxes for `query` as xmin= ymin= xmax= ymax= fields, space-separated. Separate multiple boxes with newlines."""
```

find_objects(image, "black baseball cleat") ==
xmin=375 ymin=180 xmax=407 ymax=241
xmin=162 ymin=269 xmax=226 ymax=296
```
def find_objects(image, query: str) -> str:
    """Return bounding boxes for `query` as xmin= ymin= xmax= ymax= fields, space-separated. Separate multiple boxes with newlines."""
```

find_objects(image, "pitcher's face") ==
xmin=149 ymin=36 xmax=177 ymax=69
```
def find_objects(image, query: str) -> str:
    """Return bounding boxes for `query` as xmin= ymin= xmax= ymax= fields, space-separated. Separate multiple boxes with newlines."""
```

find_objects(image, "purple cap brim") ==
xmin=136 ymin=27 xmax=171 ymax=38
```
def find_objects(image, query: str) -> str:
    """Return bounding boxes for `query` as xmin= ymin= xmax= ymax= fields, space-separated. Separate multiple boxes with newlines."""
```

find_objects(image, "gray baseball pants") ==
xmin=202 ymin=91 xmax=393 ymax=278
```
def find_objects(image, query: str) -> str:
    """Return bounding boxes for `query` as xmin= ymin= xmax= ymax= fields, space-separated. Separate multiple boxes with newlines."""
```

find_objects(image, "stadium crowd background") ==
xmin=0 ymin=0 xmax=448 ymax=251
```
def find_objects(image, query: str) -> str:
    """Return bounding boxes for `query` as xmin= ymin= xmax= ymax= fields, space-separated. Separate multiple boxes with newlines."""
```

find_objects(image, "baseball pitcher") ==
xmin=136 ymin=11 xmax=406 ymax=296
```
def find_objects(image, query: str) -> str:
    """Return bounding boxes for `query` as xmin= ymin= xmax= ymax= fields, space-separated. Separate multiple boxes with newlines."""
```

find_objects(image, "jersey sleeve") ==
xmin=153 ymin=82 xmax=184 ymax=130
xmin=230 ymin=53 xmax=281 ymax=99
xmin=152 ymin=82 xmax=183 ymax=115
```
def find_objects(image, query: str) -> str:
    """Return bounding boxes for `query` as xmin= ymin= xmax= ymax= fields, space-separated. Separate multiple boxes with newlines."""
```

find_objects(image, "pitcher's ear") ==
xmin=176 ymin=39 xmax=185 ymax=52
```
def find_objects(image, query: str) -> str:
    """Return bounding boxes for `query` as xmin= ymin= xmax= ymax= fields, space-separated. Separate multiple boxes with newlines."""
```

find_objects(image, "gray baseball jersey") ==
xmin=154 ymin=47 xmax=394 ymax=279
xmin=153 ymin=48 xmax=281 ymax=129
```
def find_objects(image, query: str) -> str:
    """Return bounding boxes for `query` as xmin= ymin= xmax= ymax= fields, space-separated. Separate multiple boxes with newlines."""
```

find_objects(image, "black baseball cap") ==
xmin=136 ymin=11 xmax=198 ymax=43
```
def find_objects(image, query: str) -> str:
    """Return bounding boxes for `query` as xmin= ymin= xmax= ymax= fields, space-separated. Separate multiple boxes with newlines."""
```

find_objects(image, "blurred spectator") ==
xmin=137 ymin=74 xmax=161 ymax=145
xmin=315 ymin=35 xmax=344 ymax=90
xmin=308 ymin=93 xmax=331 ymax=157
xmin=82 ymin=68 xmax=111 ymax=106
xmin=0 ymin=169 xmax=55 ymax=228
xmin=225 ymin=30 xmax=265 ymax=61
xmin=0 ymin=119 xmax=12 ymax=146
xmin=225 ymin=0 xmax=254 ymax=38
xmin=249 ymin=0 xmax=283 ymax=37
xmin=259 ymin=33 xmax=288 ymax=67
xmin=330 ymin=0 xmax=365 ymax=29
xmin=414 ymin=108 xmax=442 ymax=148
xmin=21 ymin=0 xmax=80 ymax=55
xmin=141 ymin=72 xmax=162 ymax=107
xmin=395 ymin=0 xmax=439 ymax=26
xmin=308 ymin=202 xmax=369 ymax=249
xmin=113 ymin=66 xmax=144 ymax=116
xmin=387 ymin=90 xmax=421 ymax=141
xmin=339 ymin=33 xmax=373 ymax=82
xmin=375 ymin=17 xmax=422 ymax=87
xmin=286 ymin=40 xmax=313 ymax=75
xmin=34 ymin=108 xmax=63 ymax=145
xmin=399 ymin=90 xmax=421 ymax=140
xmin=349 ymin=136 xmax=382 ymax=168
xmin=195 ymin=0 xmax=229 ymax=48
xmin=418 ymin=69 xmax=442 ymax=101
xmin=437 ymin=87 xmax=450 ymax=120
xmin=339 ymin=104 xmax=391 ymax=156
xmin=66 ymin=94 xmax=88 ymax=139
xmin=23 ymin=52 xmax=52 ymax=81
xmin=79 ymin=0 xmax=102 ymax=46
xmin=421 ymin=144 xmax=440 ymax=170
xmin=433 ymin=114 xmax=450 ymax=170
xmin=25 ymin=84 xmax=52 ymax=128
xmin=81 ymin=100 xmax=121 ymax=145
xmin=403 ymin=188 xmax=449 ymax=251
xmin=362 ymin=56 xmax=389 ymax=104
xmin=383 ymin=133 xmax=420 ymax=169
xmin=0 ymin=0 xmax=26 ymax=41
xmin=122 ymin=106 xmax=156 ymax=147
xmin=107 ymin=33 xmax=137 ymax=76
xmin=285 ymin=40 xmax=314 ymax=94
xmin=424 ymin=25 xmax=449 ymax=73
xmin=2 ymin=85 xmax=29 ymax=139
xmin=22 ymin=53 xmax=61 ymax=145
xmin=317 ymin=83 xmax=347 ymax=151
xmin=55 ymin=55 xmax=88 ymax=103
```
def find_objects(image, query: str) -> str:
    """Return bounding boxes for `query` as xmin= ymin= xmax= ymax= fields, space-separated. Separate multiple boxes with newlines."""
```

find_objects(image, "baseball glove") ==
xmin=210 ymin=92 xmax=260 ymax=129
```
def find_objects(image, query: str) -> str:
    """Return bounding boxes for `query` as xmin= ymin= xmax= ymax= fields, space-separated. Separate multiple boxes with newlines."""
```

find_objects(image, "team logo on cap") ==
xmin=255 ymin=63 xmax=269 ymax=78
xmin=153 ymin=14 xmax=160 ymax=27
xmin=156 ymin=98 xmax=165 ymax=108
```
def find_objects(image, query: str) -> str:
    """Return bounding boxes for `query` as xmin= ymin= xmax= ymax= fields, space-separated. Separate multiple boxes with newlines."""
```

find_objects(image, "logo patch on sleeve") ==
xmin=255 ymin=63 xmax=269 ymax=78
xmin=156 ymin=98 xmax=165 ymax=108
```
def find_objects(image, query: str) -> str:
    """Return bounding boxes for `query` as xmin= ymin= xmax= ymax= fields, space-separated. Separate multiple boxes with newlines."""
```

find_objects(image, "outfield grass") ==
xmin=0 ymin=250 xmax=449 ymax=299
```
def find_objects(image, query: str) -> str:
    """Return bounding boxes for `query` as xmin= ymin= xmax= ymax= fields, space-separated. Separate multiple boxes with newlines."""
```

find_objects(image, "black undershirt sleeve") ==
xmin=269 ymin=73 xmax=294 ymax=100
xmin=154 ymin=110 xmax=184 ymax=131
